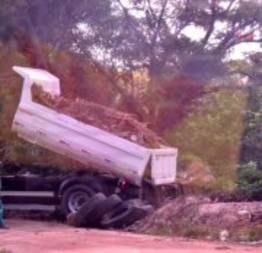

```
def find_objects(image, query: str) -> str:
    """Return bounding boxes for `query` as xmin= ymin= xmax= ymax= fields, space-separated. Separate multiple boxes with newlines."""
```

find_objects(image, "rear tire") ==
xmin=60 ymin=184 xmax=95 ymax=216
xmin=89 ymin=194 xmax=122 ymax=227
xmin=75 ymin=192 xmax=106 ymax=227
xmin=101 ymin=200 xmax=153 ymax=228
xmin=100 ymin=203 xmax=134 ymax=228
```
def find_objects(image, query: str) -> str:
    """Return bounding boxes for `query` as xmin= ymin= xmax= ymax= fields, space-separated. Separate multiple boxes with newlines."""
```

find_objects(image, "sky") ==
xmin=120 ymin=0 xmax=262 ymax=61
xmin=182 ymin=25 xmax=262 ymax=60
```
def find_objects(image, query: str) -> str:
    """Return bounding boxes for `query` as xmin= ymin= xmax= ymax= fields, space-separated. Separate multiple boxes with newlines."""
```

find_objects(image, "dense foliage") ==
xmin=240 ymin=86 xmax=262 ymax=169
xmin=166 ymin=88 xmax=248 ymax=192
xmin=238 ymin=162 xmax=262 ymax=200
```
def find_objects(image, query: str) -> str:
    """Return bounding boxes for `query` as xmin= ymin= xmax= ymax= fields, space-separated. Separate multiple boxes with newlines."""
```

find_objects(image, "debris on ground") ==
xmin=128 ymin=196 xmax=262 ymax=241
xmin=32 ymin=85 xmax=164 ymax=148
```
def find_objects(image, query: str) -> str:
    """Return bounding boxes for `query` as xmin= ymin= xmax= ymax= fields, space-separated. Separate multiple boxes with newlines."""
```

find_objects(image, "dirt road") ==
xmin=0 ymin=219 xmax=261 ymax=253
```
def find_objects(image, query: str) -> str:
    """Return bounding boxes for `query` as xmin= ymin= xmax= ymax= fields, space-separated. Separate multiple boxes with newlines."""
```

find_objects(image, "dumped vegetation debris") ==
xmin=32 ymin=85 xmax=164 ymax=148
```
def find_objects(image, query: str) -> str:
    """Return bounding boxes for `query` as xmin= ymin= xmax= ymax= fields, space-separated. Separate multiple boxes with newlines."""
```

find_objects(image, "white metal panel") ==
xmin=13 ymin=66 xmax=60 ymax=96
xmin=0 ymin=191 xmax=54 ymax=197
xmin=4 ymin=204 xmax=56 ymax=211
xmin=18 ymin=102 xmax=149 ymax=158
xmin=12 ymin=102 xmax=151 ymax=186
xmin=150 ymin=148 xmax=177 ymax=185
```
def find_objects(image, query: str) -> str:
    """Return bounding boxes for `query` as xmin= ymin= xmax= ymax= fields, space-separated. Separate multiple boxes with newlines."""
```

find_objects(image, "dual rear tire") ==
xmin=100 ymin=199 xmax=153 ymax=228
xmin=66 ymin=192 xmax=153 ymax=228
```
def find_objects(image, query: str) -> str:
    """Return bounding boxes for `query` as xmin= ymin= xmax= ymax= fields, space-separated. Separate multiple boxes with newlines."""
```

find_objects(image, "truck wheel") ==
xmin=100 ymin=203 xmax=134 ymax=228
xmin=86 ymin=194 xmax=122 ymax=227
xmin=75 ymin=192 xmax=106 ymax=227
xmin=61 ymin=184 xmax=95 ymax=215
xmin=101 ymin=201 xmax=153 ymax=228
xmin=124 ymin=205 xmax=153 ymax=225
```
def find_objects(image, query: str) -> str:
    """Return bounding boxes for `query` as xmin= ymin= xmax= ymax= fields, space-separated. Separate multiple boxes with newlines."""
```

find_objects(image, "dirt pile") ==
xmin=32 ymin=85 xmax=164 ymax=148
xmin=128 ymin=196 xmax=262 ymax=241
xmin=128 ymin=196 xmax=210 ymax=233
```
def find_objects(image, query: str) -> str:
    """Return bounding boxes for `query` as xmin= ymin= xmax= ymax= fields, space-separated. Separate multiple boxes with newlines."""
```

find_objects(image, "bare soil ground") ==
xmin=0 ymin=219 xmax=261 ymax=253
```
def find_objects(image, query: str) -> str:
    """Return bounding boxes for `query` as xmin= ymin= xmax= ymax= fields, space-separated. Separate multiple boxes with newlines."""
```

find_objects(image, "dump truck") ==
xmin=0 ymin=66 xmax=177 ymax=223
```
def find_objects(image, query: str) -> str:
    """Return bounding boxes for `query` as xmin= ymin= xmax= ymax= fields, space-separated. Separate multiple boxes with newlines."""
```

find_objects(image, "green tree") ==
xmin=1 ymin=1 xmax=261 ymax=117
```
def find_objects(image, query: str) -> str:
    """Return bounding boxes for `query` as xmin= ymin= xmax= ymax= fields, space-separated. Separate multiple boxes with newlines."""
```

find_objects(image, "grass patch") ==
xmin=147 ymin=222 xmax=220 ymax=240
xmin=146 ymin=223 xmax=262 ymax=242
xmin=231 ymin=226 xmax=262 ymax=242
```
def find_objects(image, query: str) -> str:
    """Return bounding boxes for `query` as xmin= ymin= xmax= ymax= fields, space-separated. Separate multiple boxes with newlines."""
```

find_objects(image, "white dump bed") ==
xmin=12 ymin=66 xmax=177 ymax=186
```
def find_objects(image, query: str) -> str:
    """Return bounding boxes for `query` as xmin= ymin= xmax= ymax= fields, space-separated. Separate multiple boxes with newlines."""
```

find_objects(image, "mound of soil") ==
xmin=128 ymin=196 xmax=262 ymax=241
xmin=32 ymin=85 xmax=164 ymax=148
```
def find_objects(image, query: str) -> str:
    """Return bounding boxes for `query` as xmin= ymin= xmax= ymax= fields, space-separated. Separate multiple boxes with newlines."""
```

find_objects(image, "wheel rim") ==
xmin=68 ymin=190 xmax=90 ymax=213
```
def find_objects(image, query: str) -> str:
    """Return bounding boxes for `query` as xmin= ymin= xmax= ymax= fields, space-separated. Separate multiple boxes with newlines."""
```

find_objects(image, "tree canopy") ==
xmin=0 ymin=0 xmax=261 ymax=78
xmin=0 ymin=0 xmax=261 ymax=196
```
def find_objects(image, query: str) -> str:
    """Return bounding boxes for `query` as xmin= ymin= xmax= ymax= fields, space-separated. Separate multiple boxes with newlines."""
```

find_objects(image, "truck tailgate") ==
xmin=150 ymin=148 xmax=177 ymax=185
